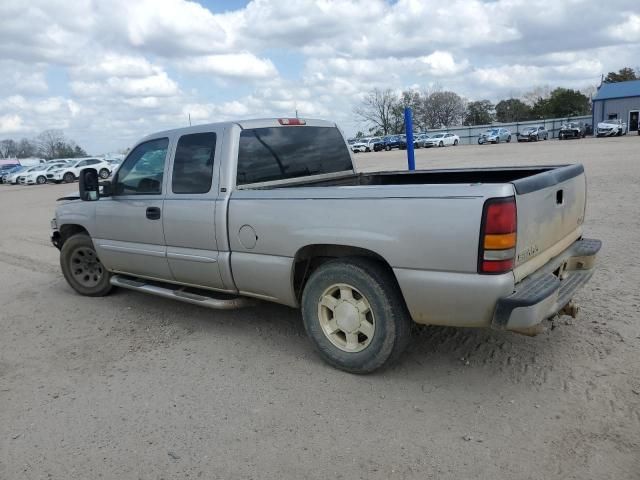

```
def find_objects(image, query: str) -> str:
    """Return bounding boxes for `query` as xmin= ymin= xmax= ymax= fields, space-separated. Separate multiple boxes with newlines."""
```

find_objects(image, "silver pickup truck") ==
xmin=51 ymin=118 xmax=601 ymax=373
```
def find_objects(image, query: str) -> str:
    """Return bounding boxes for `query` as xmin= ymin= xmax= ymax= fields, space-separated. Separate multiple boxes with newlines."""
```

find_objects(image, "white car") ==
xmin=5 ymin=166 xmax=39 ymax=185
xmin=47 ymin=158 xmax=112 ymax=183
xmin=18 ymin=164 xmax=67 ymax=185
xmin=597 ymin=119 xmax=628 ymax=137
xmin=423 ymin=132 xmax=460 ymax=147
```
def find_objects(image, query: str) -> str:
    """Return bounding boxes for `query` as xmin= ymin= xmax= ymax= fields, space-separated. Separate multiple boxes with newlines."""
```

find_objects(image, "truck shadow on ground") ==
xmin=98 ymin=286 xmax=572 ymax=384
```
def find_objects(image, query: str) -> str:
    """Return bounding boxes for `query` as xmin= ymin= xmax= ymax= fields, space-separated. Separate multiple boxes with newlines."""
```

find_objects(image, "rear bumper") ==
xmin=492 ymin=238 xmax=601 ymax=331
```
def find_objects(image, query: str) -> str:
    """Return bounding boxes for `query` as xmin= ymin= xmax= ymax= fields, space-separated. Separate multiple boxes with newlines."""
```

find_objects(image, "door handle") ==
xmin=146 ymin=207 xmax=161 ymax=220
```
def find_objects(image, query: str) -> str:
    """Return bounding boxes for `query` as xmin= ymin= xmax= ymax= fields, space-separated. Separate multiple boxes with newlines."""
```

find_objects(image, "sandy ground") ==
xmin=1 ymin=135 xmax=639 ymax=479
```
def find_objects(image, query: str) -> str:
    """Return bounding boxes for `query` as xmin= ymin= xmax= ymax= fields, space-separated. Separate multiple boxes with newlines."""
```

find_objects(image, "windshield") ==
xmin=485 ymin=129 xmax=499 ymax=135
xmin=431 ymin=134 xmax=444 ymax=138
xmin=523 ymin=127 xmax=536 ymax=133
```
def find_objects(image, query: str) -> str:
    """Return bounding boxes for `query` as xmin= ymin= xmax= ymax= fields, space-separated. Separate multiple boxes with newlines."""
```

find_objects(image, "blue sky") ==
xmin=0 ymin=0 xmax=639 ymax=153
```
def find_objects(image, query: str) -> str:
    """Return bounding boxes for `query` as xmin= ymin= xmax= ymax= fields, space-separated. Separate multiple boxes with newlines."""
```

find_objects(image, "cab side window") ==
xmin=115 ymin=138 xmax=169 ymax=195
xmin=172 ymin=132 xmax=216 ymax=194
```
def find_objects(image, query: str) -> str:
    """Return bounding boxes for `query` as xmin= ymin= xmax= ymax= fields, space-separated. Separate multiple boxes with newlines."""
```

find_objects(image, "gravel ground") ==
xmin=1 ymin=135 xmax=639 ymax=479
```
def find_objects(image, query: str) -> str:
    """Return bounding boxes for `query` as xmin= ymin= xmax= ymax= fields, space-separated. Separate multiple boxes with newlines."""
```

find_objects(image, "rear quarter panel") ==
xmin=227 ymin=183 xmax=514 ymax=308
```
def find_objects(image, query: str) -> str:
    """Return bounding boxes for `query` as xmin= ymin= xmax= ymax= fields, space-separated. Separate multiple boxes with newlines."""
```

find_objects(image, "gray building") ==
xmin=592 ymin=79 xmax=640 ymax=133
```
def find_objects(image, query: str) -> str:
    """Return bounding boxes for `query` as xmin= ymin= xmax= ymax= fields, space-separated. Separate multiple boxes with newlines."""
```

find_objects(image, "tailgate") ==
xmin=512 ymin=164 xmax=586 ymax=282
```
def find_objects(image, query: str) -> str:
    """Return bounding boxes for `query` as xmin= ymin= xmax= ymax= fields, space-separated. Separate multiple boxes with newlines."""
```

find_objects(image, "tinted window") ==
xmin=86 ymin=159 xmax=100 ymax=165
xmin=172 ymin=132 xmax=216 ymax=194
xmin=115 ymin=138 xmax=169 ymax=195
xmin=237 ymin=127 xmax=352 ymax=185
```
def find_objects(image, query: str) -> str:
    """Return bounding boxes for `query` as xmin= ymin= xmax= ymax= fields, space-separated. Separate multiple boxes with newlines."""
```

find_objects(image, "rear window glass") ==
xmin=237 ymin=126 xmax=352 ymax=185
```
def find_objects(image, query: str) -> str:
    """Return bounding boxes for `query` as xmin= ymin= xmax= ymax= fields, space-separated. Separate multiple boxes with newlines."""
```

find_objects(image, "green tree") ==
xmin=532 ymin=88 xmax=590 ymax=118
xmin=495 ymin=99 xmax=532 ymax=122
xmin=464 ymin=100 xmax=494 ymax=126
xmin=604 ymin=67 xmax=638 ymax=83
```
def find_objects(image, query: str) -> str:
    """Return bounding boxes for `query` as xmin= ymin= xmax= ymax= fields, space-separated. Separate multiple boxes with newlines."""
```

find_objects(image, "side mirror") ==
xmin=79 ymin=168 xmax=100 ymax=201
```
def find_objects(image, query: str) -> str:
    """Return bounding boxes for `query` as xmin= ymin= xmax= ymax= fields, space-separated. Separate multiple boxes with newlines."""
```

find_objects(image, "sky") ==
xmin=0 ymin=0 xmax=639 ymax=153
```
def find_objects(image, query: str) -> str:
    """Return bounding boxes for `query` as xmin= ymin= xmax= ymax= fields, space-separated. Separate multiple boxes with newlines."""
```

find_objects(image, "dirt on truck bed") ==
xmin=1 ymin=135 xmax=639 ymax=479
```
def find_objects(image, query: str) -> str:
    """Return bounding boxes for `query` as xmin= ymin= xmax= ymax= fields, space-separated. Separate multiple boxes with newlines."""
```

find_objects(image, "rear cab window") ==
xmin=172 ymin=132 xmax=216 ymax=194
xmin=236 ymin=126 xmax=352 ymax=186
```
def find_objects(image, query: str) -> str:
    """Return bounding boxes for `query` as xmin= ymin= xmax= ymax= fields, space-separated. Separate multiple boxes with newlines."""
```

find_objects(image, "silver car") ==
xmin=478 ymin=128 xmax=512 ymax=144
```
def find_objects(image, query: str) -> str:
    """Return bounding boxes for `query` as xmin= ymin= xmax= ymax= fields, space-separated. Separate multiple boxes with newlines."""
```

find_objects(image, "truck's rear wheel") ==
xmin=60 ymin=233 xmax=112 ymax=297
xmin=301 ymin=258 xmax=411 ymax=373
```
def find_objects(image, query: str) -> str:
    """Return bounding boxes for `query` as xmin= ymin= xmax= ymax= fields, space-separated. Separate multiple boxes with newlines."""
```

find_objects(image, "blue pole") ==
xmin=404 ymin=107 xmax=415 ymax=171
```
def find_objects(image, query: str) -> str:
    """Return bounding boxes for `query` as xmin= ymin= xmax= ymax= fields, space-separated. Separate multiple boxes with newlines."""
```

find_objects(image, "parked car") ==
xmin=558 ymin=122 xmax=585 ymax=140
xmin=414 ymin=133 xmax=430 ymax=148
xmin=19 ymin=163 xmax=68 ymax=185
xmin=47 ymin=158 xmax=113 ymax=183
xmin=518 ymin=126 xmax=548 ymax=142
xmin=50 ymin=117 xmax=601 ymax=373
xmin=596 ymin=119 xmax=628 ymax=137
xmin=478 ymin=128 xmax=512 ymax=144
xmin=374 ymin=135 xmax=403 ymax=151
xmin=4 ymin=166 xmax=39 ymax=185
xmin=0 ymin=163 xmax=20 ymax=183
xmin=423 ymin=132 xmax=459 ymax=147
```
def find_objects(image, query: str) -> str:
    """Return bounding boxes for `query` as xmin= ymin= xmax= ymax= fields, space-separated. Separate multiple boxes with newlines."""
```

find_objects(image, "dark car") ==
xmin=517 ymin=126 xmax=548 ymax=142
xmin=558 ymin=122 xmax=585 ymax=140
xmin=373 ymin=135 xmax=403 ymax=152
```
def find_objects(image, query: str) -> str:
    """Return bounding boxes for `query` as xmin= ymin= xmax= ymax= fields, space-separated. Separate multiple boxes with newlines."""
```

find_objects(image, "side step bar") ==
xmin=110 ymin=275 xmax=257 ymax=310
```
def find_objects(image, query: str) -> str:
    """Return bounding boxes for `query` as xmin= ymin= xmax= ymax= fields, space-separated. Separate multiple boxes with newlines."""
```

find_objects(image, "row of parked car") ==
xmin=349 ymin=119 xmax=633 ymax=153
xmin=0 ymin=157 xmax=120 ymax=185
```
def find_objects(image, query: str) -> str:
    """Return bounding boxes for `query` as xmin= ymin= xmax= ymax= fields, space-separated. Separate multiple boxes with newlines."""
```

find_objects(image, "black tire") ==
xmin=438 ymin=141 xmax=444 ymax=147
xmin=385 ymin=145 xmax=390 ymax=151
xmin=37 ymin=175 xmax=46 ymax=185
xmin=495 ymin=138 xmax=500 ymax=144
xmin=60 ymin=233 xmax=112 ymax=297
xmin=99 ymin=168 xmax=110 ymax=179
xmin=365 ymin=147 xmax=370 ymax=152
xmin=453 ymin=139 xmax=458 ymax=146
xmin=63 ymin=172 xmax=75 ymax=183
xmin=301 ymin=258 xmax=412 ymax=374
xmin=507 ymin=135 xmax=511 ymax=143
xmin=478 ymin=138 xmax=484 ymax=145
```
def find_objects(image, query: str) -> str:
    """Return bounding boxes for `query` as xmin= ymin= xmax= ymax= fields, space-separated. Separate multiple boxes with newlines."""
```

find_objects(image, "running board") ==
xmin=110 ymin=275 xmax=257 ymax=310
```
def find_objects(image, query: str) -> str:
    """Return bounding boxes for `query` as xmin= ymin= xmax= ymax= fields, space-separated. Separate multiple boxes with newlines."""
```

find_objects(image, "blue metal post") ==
xmin=404 ymin=107 xmax=415 ymax=171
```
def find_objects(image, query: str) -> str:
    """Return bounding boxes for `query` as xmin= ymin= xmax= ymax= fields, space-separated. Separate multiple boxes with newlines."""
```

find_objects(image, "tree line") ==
xmin=355 ymin=66 xmax=637 ymax=136
xmin=0 ymin=129 xmax=87 ymax=160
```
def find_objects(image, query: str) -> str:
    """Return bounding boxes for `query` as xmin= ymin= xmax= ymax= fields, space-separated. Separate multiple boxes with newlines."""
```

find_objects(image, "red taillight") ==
xmin=278 ymin=118 xmax=306 ymax=126
xmin=479 ymin=197 xmax=517 ymax=274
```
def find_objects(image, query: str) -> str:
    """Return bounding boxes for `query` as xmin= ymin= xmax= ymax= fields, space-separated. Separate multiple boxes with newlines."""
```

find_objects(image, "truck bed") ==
xmin=255 ymin=165 xmax=583 ymax=195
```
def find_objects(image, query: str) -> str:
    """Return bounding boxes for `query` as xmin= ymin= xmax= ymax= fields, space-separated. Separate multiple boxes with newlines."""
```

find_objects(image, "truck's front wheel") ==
xmin=301 ymin=258 xmax=411 ymax=373
xmin=60 ymin=233 xmax=112 ymax=297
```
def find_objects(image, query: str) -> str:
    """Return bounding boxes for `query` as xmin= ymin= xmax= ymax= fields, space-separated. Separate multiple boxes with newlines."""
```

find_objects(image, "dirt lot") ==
xmin=1 ymin=135 xmax=639 ymax=479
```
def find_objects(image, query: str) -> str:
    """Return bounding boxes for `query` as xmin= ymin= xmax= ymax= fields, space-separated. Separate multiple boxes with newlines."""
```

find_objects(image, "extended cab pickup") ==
xmin=51 ymin=118 xmax=601 ymax=373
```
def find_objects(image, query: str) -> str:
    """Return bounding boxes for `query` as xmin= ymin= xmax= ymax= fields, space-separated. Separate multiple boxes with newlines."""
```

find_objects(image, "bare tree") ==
xmin=354 ymin=88 xmax=399 ymax=135
xmin=35 ymin=129 xmax=66 ymax=159
xmin=522 ymin=85 xmax=552 ymax=106
xmin=17 ymin=138 xmax=37 ymax=158
xmin=0 ymin=139 xmax=18 ymax=158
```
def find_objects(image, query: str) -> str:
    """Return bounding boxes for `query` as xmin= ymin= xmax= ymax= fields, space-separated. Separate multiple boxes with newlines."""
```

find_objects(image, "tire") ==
xmin=36 ymin=175 xmax=46 ymax=185
xmin=63 ymin=172 xmax=75 ymax=183
xmin=438 ymin=141 xmax=444 ymax=147
xmin=453 ymin=139 xmax=458 ymax=146
xmin=99 ymin=168 xmax=110 ymax=179
xmin=301 ymin=258 xmax=412 ymax=374
xmin=365 ymin=147 xmax=370 ymax=152
xmin=478 ymin=138 xmax=484 ymax=145
xmin=60 ymin=233 xmax=112 ymax=297
xmin=495 ymin=138 xmax=500 ymax=144
xmin=385 ymin=145 xmax=390 ymax=151
xmin=507 ymin=135 xmax=511 ymax=143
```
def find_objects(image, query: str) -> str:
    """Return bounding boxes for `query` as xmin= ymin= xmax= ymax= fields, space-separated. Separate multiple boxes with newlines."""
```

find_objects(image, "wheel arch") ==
xmin=291 ymin=243 xmax=400 ymax=301
xmin=58 ymin=224 xmax=90 ymax=247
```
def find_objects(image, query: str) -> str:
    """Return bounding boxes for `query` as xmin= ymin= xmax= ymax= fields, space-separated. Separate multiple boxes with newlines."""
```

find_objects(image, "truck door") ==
xmin=162 ymin=129 xmax=225 ymax=290
xmin=93 ymin=137 xmax=173 ymax=279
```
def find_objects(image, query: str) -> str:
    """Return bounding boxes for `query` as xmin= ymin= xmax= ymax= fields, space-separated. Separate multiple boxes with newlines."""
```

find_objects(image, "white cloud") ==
xmin=608 ymin=14 xmax=640 ymax=42
xmin=179 ymin=52 xmax=278 ymax=79
xmin=0 ymin=114 xmax=24 ymax=134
